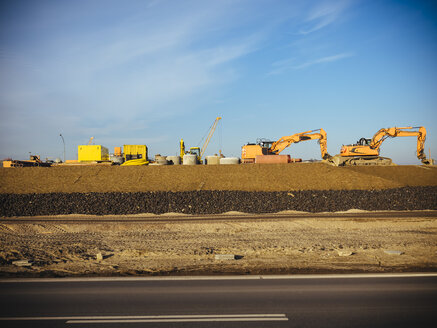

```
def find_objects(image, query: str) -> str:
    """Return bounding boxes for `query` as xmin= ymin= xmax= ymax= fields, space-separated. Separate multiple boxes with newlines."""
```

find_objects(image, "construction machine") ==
xmin=180 ymin=117 xmax=222 ymax=163
xmin=180 ymin=139 xmax=201 ymax=162
xmin=241 ymin=129 xmax=332 ymax=163
xmin=330 ymin=126 xmax=435 ymax=166
xmin=3 ymin=155 xmax=52 ymax=168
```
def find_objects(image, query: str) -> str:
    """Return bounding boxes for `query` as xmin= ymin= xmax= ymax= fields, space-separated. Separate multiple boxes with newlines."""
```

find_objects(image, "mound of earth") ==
xmin=1 ymin=163 xmax=436 ymax=194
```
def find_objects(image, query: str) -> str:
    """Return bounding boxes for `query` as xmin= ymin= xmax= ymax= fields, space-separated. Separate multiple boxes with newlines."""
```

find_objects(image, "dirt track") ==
xmin=1 ymin=163 xmax=437 ymax=194
xmin=1 ymin=213 xmax=436 ymax=277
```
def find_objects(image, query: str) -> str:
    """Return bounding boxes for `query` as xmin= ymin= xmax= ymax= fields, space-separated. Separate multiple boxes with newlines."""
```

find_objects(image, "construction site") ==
xmin=2 ymin=3 xmax=437 ymax=326
xmin=2 ymin=117 xmax=435 ymax=168
xmin=0 ymin=119 xmax=436 ymax=277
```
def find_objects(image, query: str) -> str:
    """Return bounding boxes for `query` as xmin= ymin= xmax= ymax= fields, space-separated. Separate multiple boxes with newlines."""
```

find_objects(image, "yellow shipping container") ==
xmin=78 ymin=145 xmax=109 ymax=162
xmin=124 ymin=145 xmax=148 ymax=161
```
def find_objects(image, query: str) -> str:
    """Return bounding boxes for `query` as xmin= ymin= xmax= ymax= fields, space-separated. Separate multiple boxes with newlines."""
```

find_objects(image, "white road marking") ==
xmin=0 ymin=314 xmax=288 ymax=322
xmin=66 ymin=318 xmax=288 ymax=323
xmin=1 ymin=272 xmax=436 ymax=283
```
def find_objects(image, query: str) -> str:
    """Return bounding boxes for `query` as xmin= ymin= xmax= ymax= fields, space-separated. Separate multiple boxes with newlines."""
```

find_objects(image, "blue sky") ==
xmin=1 ymin=0 xmax=436 ymax=164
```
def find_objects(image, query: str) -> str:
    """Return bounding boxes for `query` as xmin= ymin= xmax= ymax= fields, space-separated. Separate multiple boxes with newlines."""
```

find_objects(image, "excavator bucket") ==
xmin=422 ymin=158 xmax=435 ymax=165
xmin=326 ymin=154 xmax=345 ymax=166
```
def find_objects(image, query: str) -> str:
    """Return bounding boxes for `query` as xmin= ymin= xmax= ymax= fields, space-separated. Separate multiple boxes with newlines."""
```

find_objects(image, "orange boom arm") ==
xmin=270 ymin=128 xmax=331 ymax=160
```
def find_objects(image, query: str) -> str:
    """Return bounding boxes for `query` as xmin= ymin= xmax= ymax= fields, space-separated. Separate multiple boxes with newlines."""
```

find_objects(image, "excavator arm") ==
xmin=270 ymin=128 xmax=331 ymax=160
xmin=369 ymin=126 xmax=432 ymax=164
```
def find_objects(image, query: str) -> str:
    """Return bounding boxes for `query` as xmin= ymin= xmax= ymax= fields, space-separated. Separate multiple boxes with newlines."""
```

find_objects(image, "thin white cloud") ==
xmin=299 ymin=0 xmax=351 ymax=35
xmin=1 ymin=1 xmax=261 ymax=117
xmin=0 ymin=0 xmax=269 ymax=159
xmin=271 ymin=57 xmax=296 ymax=68
xmin=0 ymin=0 xmax=366 ymax=160
xmin=294 ymin=52 xmax=354 ymax=69
xmin=203 ymin=41 xmax=259 ymax=67
xmin=269 ymin=52 xmax=353 ymax=75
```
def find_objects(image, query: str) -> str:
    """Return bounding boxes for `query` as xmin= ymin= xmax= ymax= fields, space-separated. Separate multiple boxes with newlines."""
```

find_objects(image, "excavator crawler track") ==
xmin=330 ymin=155 xmax=393 ymax=166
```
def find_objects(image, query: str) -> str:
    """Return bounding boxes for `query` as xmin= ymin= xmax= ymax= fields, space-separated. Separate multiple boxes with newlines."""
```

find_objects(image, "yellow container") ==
xmin=124 ymin=145 xmax=148 ymax=161
xmin=114 ymin=147 xmax=122 ymax=156
xmin=78 ymin=145 xmax=109 ymax=162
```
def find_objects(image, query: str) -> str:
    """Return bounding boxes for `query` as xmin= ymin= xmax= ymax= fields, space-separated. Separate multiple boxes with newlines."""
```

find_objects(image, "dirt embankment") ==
xmin=1 ymin=163 xmax=436 ymax=217
xmin=1 ymin=163 xmax=436 ymax=277
xmin=1 ymin=163 xmax=436 ymax=194
xmin=1 ymin=215 xmax=436 ymax=277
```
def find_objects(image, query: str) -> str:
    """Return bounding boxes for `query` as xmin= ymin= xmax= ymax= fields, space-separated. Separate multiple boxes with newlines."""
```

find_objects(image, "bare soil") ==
xmin=1 ymin=213 xmax=436 ymax=277
xmin=1 ymin=163 xmax=436 ymax=277
xmin=1 ymin=163 xmax=436 ymax=194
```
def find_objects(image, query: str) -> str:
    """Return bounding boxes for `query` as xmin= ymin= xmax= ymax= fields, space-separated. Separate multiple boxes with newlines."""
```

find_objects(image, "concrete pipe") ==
xmin=110 ymin=155 xmax=124 ymax=165
xmin=167 ymin=156 xmax=181 ymax=165
xmin=183 ymin=154 xmax=197 ymax=165
xmin=205 ymin=156 xmax=220 ymax=165
xmin=219 ymin=157 xmax=240 ymax=165
xmin=155 ymin=154 xmax=166 ymax=161
xmin=154 ymin=155 xmax=168 ymax=165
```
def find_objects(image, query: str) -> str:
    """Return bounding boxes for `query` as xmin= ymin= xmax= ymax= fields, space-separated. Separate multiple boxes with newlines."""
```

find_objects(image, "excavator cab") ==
xmin=189 ymin=147 xmax=202 ymax=163
xmin=356 ymin=138 xmax=371 ymax=146
xmin=259 ymin=140 xmax=274 ymax=150
xmin=189 ymin=147 xmax=200 ymax=157
xmin=256 ymin=138 xmax=275 ymax=154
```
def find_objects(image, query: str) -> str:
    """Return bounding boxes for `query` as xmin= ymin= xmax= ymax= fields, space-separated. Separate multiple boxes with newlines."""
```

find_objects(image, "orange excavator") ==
xmin=331 ymin=126 xmax=434 ymax=166
xmin=241 ymin=128 xmax=332 ymax=163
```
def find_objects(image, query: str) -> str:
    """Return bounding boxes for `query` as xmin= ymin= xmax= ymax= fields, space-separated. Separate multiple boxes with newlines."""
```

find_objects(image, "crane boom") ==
xmin=200 ymin=117 xmax=222 ymax=158
xmin=180 ymin=117 xmax=222 ymax=164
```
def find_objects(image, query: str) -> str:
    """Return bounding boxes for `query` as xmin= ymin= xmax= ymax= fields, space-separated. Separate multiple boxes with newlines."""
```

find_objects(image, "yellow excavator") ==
xmin=180 ymin=117 xmax=222 ymax=163
xmin=180 ymin=139 xmax=201 ymax=161
xmin=241 ymin=128 xmax=332 ymax=163
xmin=330 ymin=126 xmax=434 ymax=166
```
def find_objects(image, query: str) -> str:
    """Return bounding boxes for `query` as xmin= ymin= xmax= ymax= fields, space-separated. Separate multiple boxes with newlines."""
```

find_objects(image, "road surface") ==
xmin=0 ymin=274 xmax=436 ymax=327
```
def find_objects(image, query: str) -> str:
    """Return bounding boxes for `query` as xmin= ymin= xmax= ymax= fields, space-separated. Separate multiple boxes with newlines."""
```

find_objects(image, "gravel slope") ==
xmin=1 ymin=187 xmax=436 ymax=217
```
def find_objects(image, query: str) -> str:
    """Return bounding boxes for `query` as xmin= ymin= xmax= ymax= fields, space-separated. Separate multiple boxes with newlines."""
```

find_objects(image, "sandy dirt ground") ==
xmin=1 ymin=163 xmax=437 ymax=194
xmin=1 ymin=212 xmax=436 ymax=277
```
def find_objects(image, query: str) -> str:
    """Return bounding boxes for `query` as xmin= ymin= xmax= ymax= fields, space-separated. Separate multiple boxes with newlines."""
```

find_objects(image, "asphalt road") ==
xmin=0 ymin=274 xmax=436 ymax=328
